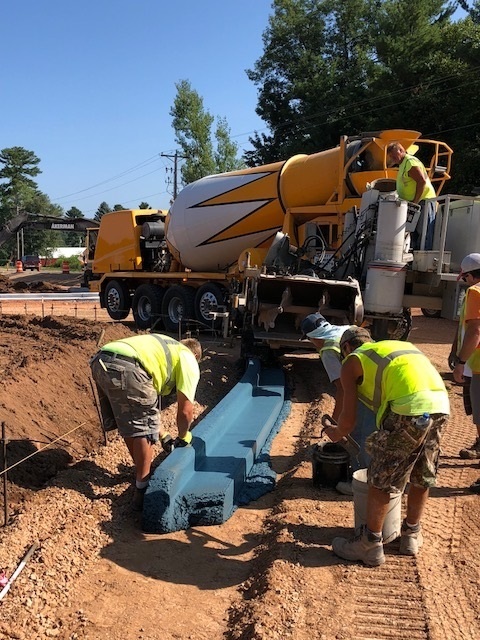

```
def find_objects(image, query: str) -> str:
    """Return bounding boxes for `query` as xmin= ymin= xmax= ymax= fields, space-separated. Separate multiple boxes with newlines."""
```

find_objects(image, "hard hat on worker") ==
xmin=339 ymin=326 xmax=372 ymax=349
xmin=301 ymin=312 xmax=330 ymax=340
xmin=457 ymin=253 xmax=480 ymax=281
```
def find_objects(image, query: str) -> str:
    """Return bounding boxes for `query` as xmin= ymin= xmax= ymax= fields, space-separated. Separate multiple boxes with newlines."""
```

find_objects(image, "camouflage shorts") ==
xmin=90 ymin=352 xmax=160 ymax=441
xmin=365 ymin=409 xmax=448 ymax=493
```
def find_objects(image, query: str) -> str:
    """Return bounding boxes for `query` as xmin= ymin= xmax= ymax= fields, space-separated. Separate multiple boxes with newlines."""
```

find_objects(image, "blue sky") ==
xmin=1 ymin=0 xmax=273 ymax=217
xmin=1 ymin=1 xmax=470 ymax=219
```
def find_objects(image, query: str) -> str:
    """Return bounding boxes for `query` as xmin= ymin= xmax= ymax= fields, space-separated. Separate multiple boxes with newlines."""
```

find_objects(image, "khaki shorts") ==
xmin=365 ymin=409 xmax=448 ymax=493
xmin=90 ymin=352 xmax=160 ymax=441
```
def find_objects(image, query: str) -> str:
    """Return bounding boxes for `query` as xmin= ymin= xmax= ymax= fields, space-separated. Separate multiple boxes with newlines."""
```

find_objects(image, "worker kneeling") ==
xmin=323 ymin=327 xmax=449 ymax=566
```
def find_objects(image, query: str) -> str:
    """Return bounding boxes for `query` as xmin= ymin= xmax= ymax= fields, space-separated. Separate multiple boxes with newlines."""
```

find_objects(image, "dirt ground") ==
xmin=0 ymin=272 xmax=478 ymax=640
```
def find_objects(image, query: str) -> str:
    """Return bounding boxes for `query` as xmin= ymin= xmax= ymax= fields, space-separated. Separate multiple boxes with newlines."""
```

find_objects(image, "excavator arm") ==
xmin=0 ymin=211 xmax=99 ymax=248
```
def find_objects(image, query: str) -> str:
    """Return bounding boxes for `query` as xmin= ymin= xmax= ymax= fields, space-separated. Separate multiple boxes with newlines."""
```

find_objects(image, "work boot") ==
xmin=336 ymin=481 xmax=354 ymax=496
xmin=132 ymin=487 xmax=147 ymax=511
xmin=399 ymin=520 xmax=424 ymax=556
xmin=160 ymin=433 xmax=175 ymax=454
xmin=459 ymin=437 xmax=480 ymax=459
xmin=468 ymin=478 xmax=480 ymax=494
xmin=332 ymin=525 xmax=385 ymax=566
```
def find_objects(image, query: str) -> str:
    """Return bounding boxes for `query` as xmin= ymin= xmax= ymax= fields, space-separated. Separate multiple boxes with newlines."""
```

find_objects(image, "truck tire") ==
xmin=161 ymin=285 xmax=195 ymax=333
xmin=194 ymin=284 xmax=226 ymax=329
xmin=421 ymin=308 xmax=441 ymax=319
xmin=132 ymin=284 xmax=164 ymax=330
xmin=104 ymin=280 xmax=131 ymax=321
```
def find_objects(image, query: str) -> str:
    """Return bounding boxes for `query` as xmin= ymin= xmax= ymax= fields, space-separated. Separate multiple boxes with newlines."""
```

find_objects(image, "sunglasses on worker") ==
xmin=462 ymin=272 xmax=472 ymax=282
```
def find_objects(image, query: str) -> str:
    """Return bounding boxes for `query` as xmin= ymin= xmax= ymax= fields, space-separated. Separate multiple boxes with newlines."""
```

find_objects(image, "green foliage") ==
xmin=53 ymin=255 xmax=83 ymax=271
xmin=94 ymin=201 xmax=112 ymax=221
xmin=170 ymin=79 xmax=243 ymax=186
xmin=0 ymin=147 xmax=41 ymax=209
xmin=246 ymin=0 xmax=480 ymax=193
xmin=113 ymin=204 xmax=125 ymax=211
xmin=139 ymin=202 xmax=151 ymax=209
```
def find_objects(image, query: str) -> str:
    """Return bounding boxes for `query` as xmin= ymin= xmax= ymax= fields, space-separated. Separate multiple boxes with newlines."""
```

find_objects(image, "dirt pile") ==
xmin=0 ymin=305 xmax=478 ymax=640
xmin=0 ymin=274 xmax=68 ymax=293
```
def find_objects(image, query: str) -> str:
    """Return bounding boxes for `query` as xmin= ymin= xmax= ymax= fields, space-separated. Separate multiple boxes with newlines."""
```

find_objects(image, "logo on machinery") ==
xmin=51 ymin=223 xmax=75 ymax=229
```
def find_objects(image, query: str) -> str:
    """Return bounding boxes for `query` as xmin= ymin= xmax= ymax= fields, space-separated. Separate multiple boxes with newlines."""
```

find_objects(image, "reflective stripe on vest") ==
xmin=319 ymin=339 xmax=341 ymax=355
xmin=150 ymin=334 xmax=178 ymax=393
xmin=356 ymin=347 xmax=425 ymax=412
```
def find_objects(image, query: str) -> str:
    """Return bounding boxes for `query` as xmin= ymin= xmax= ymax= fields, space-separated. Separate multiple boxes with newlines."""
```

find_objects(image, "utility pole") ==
xmin=161 ymin=151 xmax=188 ymax=200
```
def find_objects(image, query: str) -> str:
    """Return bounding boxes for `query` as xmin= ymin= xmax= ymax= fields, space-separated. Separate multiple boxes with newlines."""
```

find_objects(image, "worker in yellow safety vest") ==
xmin=90 ymin=334 xmax=202 ymax=510
xmin=323 ymin=326 xmax=449 ymax=567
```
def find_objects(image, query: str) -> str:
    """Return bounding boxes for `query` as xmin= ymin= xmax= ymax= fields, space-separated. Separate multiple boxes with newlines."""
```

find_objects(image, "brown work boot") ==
xmin=332 ymin=525 xmax=385 ymax=566
xmin=399 ymin=520 xmax=424 ymax=556
xmin=459 ymin=437 xmax=480 ymax=459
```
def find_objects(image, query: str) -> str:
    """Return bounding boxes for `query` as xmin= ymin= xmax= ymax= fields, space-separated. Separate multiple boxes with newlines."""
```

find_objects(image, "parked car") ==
xmin=21 ymin=255 xmax=41 ymax=271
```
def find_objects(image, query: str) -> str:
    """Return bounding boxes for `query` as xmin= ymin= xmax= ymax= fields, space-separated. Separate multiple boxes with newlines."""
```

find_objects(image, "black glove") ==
xmin=448 ymin=352 xmax=458 ymax=370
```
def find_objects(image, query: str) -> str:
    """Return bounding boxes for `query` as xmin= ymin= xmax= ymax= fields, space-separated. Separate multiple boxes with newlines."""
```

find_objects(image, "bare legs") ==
xmin=366 ymin=484 xmax=429 ymax=533
xmin=124 ymin=436 xmax=153 ymax=483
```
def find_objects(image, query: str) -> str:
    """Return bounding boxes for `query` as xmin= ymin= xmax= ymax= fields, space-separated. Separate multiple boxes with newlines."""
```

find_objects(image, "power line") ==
xmin=52 ymin=154 xmax=164 ymax=201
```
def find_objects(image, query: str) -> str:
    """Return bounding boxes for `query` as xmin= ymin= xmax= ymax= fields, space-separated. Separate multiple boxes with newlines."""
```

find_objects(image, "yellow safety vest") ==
xmin=103 ymin=334 xmax=199 ymax=399
xmin=396 ymin=154 xmax=436 ymax=201
xmin=319 ymin=338 xmax=341 ymax=356
xmin=346 ymin=341 xmax=449 ymax=425
xmin=458 ymin=283 xmax=480 ymax=374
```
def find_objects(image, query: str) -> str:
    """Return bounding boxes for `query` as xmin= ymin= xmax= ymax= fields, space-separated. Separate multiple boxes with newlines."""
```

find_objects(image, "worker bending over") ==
xmin=90 ymin=334 xmax=202 ymax=510
xmin=324 ymin=327 xmax=449 ymax=566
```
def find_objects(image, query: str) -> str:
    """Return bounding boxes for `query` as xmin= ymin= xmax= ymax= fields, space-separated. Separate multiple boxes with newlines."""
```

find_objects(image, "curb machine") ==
xmin=87 ymin=129 xmax=478 ymax=355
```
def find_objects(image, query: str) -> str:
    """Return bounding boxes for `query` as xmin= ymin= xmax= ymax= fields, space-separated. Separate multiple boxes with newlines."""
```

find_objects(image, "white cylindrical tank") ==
xmin=364 ymin=261 xmax=407 ymax=314
xmin=374 ymin=195 xmax=408 ymax=263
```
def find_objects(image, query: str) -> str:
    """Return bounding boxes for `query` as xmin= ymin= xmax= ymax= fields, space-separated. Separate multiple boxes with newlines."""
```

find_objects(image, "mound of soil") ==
xmin=0 ymin=303 xmax=478 ymax=640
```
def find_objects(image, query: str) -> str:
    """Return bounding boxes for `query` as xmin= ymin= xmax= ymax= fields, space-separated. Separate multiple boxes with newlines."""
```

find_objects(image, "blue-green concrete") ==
xmin=142 ymin=358 xmax=286 ymax=533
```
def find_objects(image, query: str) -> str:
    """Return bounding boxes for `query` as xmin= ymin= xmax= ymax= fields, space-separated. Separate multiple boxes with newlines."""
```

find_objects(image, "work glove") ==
xmin=160 ymin=433 xmax=175 ymax=454
xmin=448 ymin=351 xmax=458 ymax=370
xmin=173 ymin=431 xmax=193 ymax=448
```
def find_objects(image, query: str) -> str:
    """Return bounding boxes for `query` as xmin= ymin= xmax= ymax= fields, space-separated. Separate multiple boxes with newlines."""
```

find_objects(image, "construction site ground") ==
xmin=0 ymin=270 xmax=478 ymax=640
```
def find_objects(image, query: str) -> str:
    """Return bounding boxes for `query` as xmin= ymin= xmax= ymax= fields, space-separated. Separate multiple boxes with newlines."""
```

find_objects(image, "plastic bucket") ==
xmin=352 ymin=469 xmax=402 ymax=543
xmin=312 ymin=442 xmax=350 ymax=488
xmin=364 ymin=261 xmax=407 ymax=314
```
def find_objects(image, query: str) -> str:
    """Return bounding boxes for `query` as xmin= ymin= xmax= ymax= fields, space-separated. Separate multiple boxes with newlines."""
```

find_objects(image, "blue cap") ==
xmin=300 ymin=313 xmax=329 ymax=340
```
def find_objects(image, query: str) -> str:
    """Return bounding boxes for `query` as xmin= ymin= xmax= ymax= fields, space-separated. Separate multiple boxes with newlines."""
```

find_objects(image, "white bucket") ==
xmin=352 ymin=469 xmax=402 ymax=544
xmin=364 ymin=261 xmax=407 ymax=314
xmin=374 ymin=195 xmax=408 ymax=263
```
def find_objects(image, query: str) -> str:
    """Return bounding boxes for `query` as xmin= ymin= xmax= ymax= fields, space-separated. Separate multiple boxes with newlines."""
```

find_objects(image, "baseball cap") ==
xmin=457 ymin=253 xmax=480 ymax=281
xmin=339 ymin=326 xmax=372 ymax=349
xmin=300 ymin=312 xmax=329 ymax=340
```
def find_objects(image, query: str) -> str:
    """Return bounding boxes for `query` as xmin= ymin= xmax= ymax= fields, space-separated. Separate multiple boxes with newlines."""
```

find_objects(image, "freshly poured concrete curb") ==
xmin=142 ymin=358 xmax=285 ymax=533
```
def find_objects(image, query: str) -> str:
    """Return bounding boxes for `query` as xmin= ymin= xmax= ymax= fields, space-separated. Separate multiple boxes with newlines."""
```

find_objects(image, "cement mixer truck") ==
xmin=87 ymin=128 xmax=479 ymax=355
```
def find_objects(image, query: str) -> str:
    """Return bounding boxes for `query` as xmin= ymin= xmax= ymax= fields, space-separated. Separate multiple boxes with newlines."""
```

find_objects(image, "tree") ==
xmin=215 ymin=117 xmax=245 ymax=174
xmin=170 ymin=79 xmax=243 ymax=188
xmin=95 ymin=201 xmax=112 ymax=222
xmin=64 ymin=206 xmax=84 ymax=246
xmin=245 ymin=0 xmax=480 ymax=193
xmin=139 ymin=202 xmax=151 ymax=209
xmin=113 ymin=204 xmax=125 ymax=211
xmin=0 ymin=147 xmax=42 ymax=229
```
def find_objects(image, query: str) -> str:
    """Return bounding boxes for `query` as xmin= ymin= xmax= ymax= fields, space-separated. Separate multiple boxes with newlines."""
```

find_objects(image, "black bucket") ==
xmin=312 ymin=442 xmax=350 ymax=488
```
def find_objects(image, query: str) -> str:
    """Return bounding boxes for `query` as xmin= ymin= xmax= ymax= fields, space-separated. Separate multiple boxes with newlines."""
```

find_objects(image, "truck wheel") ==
xmin=104 ymin=280 xmax=131 ymax=320
xmin=194 ymin=284 xmax=227 ymax=329
xmin=421 ymin=308 xmax=441 ymax=318
xmin=162 ymin=285 xmax=195 ymax=333
xmin=132 ymin=284 xmax=164 ymax=330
